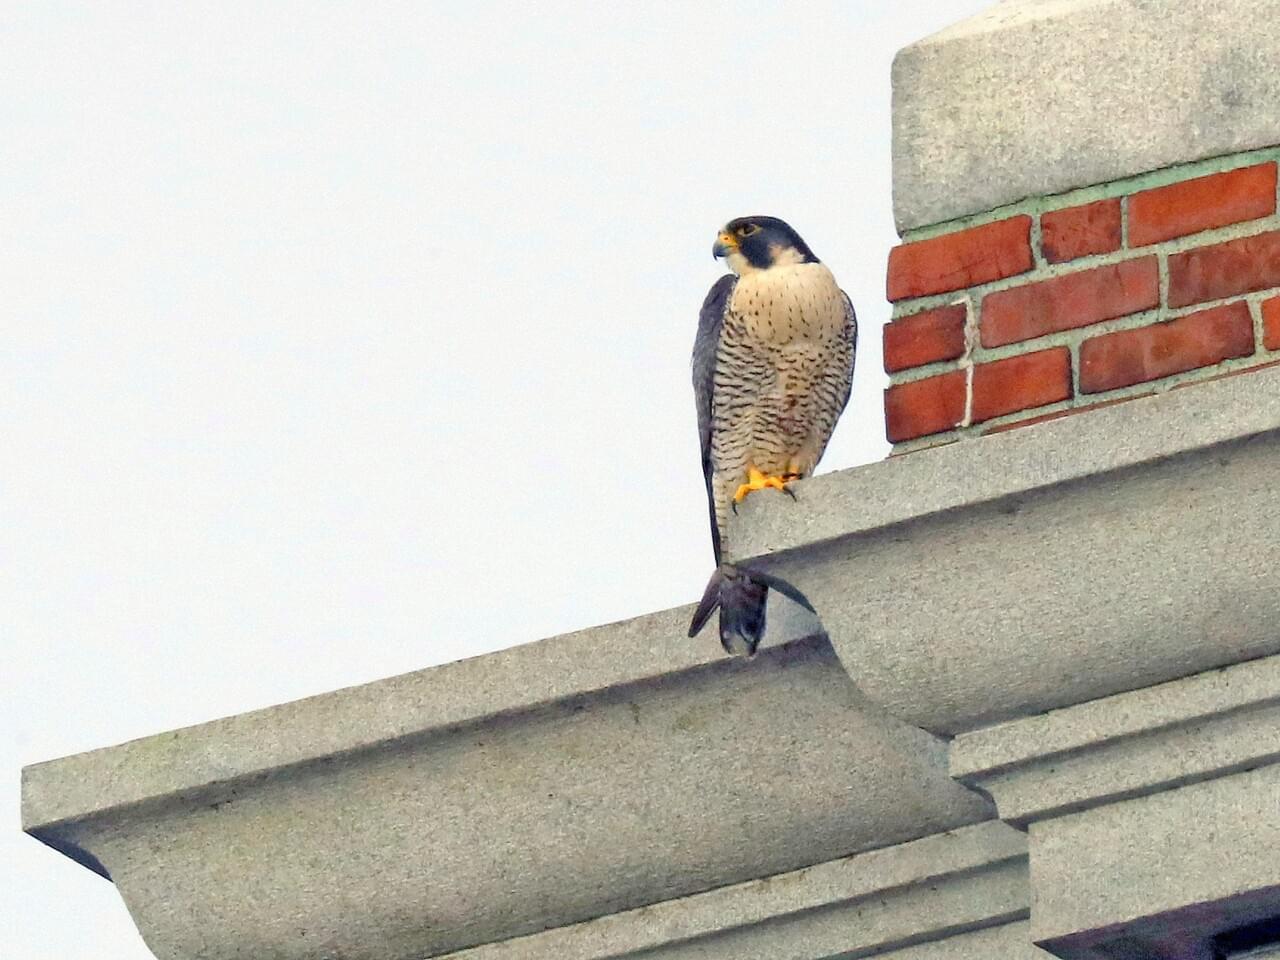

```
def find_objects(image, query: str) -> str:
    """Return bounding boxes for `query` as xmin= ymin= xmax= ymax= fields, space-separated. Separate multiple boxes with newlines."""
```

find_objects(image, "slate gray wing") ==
xmin=692 ymin=274 xmax=736 ymax=565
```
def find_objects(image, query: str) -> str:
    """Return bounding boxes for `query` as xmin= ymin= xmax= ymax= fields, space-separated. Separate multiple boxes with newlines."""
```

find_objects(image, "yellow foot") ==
xmin=733 ymin=467 xmax=793 ymax=504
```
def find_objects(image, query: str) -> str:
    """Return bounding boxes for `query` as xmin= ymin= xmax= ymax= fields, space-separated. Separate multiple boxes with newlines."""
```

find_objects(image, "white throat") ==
xmin=723 ymin=250 xmax=755 ymax=276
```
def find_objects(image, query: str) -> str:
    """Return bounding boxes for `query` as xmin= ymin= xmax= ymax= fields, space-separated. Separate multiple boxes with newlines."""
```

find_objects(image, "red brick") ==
xmin=982 ymin=394 xmax=1151 ymax=435
xmin=1129 ymin=163 xmax=1277 ymax=247
xmin=884 ymin=371 xmax=966 ymax=443
xmin=1041 ymin=199 xmax=1122 ymax=263
xmin=883 ymin=304 xmax=968 ymax=373
xmin=887 ymin=216 xmax=1033 ymax=302
xmin=1263 ymin=297 xmax=1280 ymax=351
xmin=1079 ymin=301 xmax=1256 ymax=394
xmin=981 ymin=257 xmax=1159 ymax=347
xmin=1168 ymin=230 xmax=1280 ymax=307
xmin=971 ymin=348 xmax=1072 ymax=424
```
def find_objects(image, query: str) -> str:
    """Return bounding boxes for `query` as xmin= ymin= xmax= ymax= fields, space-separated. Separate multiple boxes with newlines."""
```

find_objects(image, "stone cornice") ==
xmin=951 ymin=652 xmax=1280 ymax=824
xmin=22 ymin=605 xmax=991 ymax=960
xmin=23 ymin=603 xmax=804 ymax=838
xmin=443 ymin=821 xmax=1029 ymax=960
xmin=734 ymin=368 xmax=1280 ymax=735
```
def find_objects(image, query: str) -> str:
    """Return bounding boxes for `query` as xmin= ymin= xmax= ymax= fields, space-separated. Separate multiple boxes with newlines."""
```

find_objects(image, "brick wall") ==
xmin=883 ymin=150 xmax=1280 ymax=451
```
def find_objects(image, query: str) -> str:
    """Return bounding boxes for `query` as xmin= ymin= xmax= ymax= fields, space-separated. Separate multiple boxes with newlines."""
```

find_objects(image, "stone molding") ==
xmin=1031 ymin=764 xmax=1280 ymax=960
xmin=940 ymin=653 xmax=1280 ymax=960
xmin=442 ymin=821 xmax=1030 ymax=960
xmin=21 ymin=602 xmax=814 ymax=841
xmin=951 ymin=653 xmax=1280 ymax=824
xmin=21 ymin=609 xmax=991 ymax=960
xmin=734 ymin=367 xmax=1280 ymax=735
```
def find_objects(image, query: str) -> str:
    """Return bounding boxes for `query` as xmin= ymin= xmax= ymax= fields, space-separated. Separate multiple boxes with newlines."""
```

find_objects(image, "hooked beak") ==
xmin=712 ymin=231 xmax=737 ymax=260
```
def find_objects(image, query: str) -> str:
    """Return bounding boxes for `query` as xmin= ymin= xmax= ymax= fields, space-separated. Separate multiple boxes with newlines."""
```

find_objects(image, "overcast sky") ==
xmin=3 ymin=3 xmax=989 ymax=956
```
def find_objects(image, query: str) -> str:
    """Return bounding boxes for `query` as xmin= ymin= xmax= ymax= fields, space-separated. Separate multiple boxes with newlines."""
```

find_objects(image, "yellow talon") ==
xmin=733 ymin=467 xmax=792 ymax=503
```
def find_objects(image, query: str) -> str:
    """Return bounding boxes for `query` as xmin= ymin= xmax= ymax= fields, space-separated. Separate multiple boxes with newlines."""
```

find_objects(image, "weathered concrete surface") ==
xmin=22 ymin=603 xmax=991 ymax=960
xmin=893 ymin=0 xmax=1280 ymax=231
xmin=1031 ymin=764 xmax=1280 ymax=960
xmin=875 ymin=921 xmax=1053 ymax=960
xmin=21 ymin=599 xmax=813 ymax=836
xmin=944 ymin=653 xmax=1280 ymax=959
xmin=733 ymin=367 xmax=1280 ymax=734
xmin=444 ymin=821 xmax=1029 ymax=960
xmin=951 ymin=653 xmax=1280 ymax=823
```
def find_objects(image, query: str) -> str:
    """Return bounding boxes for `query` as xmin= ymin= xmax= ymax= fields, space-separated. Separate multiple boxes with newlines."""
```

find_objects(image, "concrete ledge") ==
xmin=944 ymin=654 xmax=1280 ymax=960
xmin=1032 ymin=764 xmax=1280 ymax=960
xmin=951 ymin=653 xmax=1280 ymax=823
xmin=876 ymin=921 xmax=1052 ymax=960
xmin=22 ymin=601 xmax=813 ymax=834
xmin=734 ymin=367 xmax=1280 ymax=734
xmin=892 ymin=0 xmax=1280 ymax=231
xmin=445 ymin=821 xmax=1029 ymax=960
xmin=21 ymin=605 xmax=991 ymax=960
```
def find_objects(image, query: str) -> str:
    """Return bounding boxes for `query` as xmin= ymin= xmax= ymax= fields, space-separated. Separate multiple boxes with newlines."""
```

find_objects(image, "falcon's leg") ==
xmin=733 ymin=466 xmax=797 ymax=504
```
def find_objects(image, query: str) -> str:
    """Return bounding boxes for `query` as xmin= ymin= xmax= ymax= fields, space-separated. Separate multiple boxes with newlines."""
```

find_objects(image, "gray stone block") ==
xmin=1031 ymin=764 xmax=1280 ymax=959
xmin=22 ymin=607 xmax=990 ymax=960
xmin=893 ymin=0 xmax=1280 ymax=231
xmin=733 ymin=367 xmax=1280 ymax=734
xmin=874 ymin=921 xmax=1055 ymax=960
xmin=950 ymin=653 xmax=1280 ymax=823
xmin=444 ymin=821 xmax=1029 ymax=960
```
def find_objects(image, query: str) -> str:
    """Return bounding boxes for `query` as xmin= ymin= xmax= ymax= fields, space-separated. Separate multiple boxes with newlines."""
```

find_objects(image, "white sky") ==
xmin=3 ymin=3 xmax=989 ymax=956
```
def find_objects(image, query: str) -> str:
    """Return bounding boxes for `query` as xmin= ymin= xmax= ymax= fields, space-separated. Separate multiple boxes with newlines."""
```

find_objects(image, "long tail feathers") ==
xmin=689 ymin=565 xmax=818 ymax=657
xmin=746 ymin=568 xmax=816 ymax=615
xmin=688 ymin=568 xmax=725 ymax=639
xmin=688 ymin=564 xmax=770 ymax=657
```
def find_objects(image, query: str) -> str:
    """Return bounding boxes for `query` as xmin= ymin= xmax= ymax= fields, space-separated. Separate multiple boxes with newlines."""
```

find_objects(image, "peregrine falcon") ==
xmin=688 ymin=216 xmax=857 ymax=657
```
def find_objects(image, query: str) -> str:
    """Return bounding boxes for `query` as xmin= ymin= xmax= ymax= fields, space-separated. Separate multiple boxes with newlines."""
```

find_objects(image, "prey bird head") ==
xmin=712 ymin=216 xmax=819 ymax=276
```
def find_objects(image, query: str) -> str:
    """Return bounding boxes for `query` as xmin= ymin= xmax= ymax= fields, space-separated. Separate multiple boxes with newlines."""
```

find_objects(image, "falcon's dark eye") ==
xmin=737 ymin=224 xmax=760 ymax=237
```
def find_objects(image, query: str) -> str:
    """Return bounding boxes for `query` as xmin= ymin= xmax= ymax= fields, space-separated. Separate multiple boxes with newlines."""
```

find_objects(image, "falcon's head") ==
xmin=713 ymin=216 xmax=819 ymax=276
